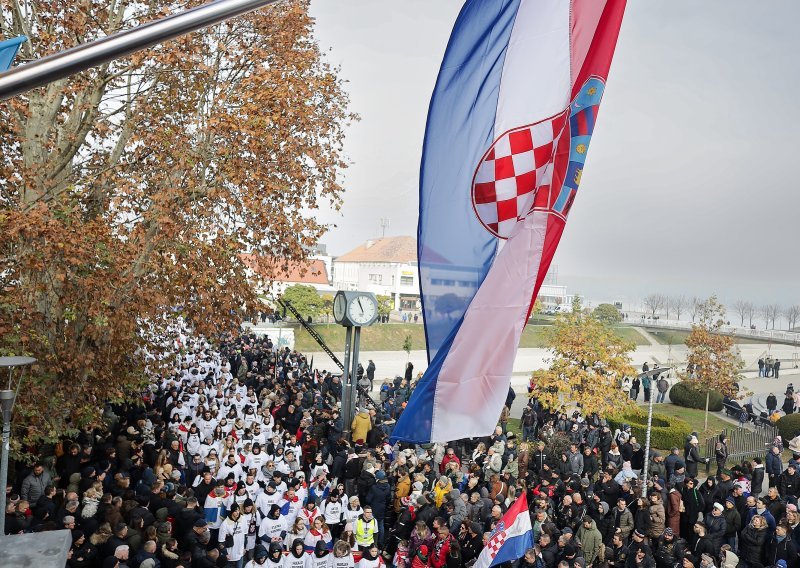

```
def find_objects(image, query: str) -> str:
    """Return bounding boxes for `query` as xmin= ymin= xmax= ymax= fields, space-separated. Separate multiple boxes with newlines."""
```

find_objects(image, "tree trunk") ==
xmin=704 ymin=390 xmax=710 ymax=432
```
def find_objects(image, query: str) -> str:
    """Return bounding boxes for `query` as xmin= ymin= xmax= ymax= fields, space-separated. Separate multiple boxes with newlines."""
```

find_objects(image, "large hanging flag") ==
xmin=474 ymin=493 xmax=533 ymax=568
xmin=0 ymin=36 xmax=27 ymax=71
xmin=391 ymin=0 xmax=626 ymax=443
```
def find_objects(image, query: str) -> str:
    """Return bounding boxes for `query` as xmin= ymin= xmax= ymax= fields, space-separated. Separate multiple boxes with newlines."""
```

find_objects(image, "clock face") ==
xmin=333 ymin=293 xmax=347 ymax=322
xmin=348 ymin=294 xmax=377 ymax=325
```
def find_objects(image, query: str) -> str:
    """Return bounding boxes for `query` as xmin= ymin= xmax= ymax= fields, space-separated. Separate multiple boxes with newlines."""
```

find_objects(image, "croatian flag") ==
xmin=0 ymin=36 xmax=26 ymax=71
xmin=474 ymin=494 xmax=533 ymax=568
xmin=391 ymin=0 xmax=626 ymax=443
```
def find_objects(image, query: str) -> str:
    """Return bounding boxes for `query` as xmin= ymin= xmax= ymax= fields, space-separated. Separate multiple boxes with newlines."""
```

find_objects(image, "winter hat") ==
xmin=564 ymin=545 xmax=577 ymax=558
xmin=376 ymin=471 xmax=386 ymax=481
xmin=777 ymin=561 xmax=788 ymax=568
xmin=663 ymin=528 xmax=673 ymax=537
xmin=412 ymin=481 xmax=424 ymax=492
xmin=194 ymin=519 xmax=208 ymax=527
xmin=726 ymin=497 xmax=736 ymax=506
xmin=713 ymin=502 xmax=724 ymax=511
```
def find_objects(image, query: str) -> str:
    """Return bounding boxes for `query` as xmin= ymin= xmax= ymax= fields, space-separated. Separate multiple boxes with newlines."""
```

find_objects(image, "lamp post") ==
xmin=641 ymin=366 xmax=667 ymax=487
xmin=0 ymin=356 xmax=36 ymax=536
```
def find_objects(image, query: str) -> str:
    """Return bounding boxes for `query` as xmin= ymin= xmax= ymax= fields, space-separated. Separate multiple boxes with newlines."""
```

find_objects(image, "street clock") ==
xmin=333 ymin=291 xmax=379 ymax=327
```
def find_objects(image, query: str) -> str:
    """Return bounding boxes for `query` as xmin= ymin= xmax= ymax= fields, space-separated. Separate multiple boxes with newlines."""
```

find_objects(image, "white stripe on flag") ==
xmin=494 ymin=0 xmax=571 ymax=136
xmin=431 ymin=212 xmax=550 ymax=441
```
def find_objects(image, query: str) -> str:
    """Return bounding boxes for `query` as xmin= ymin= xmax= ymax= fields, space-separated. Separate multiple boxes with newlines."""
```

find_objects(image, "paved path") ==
xmin=632 ymin=326 xmax=660 ymax=346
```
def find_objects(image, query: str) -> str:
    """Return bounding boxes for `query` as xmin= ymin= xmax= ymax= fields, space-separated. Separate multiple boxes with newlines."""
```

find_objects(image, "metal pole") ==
xmin=341 ymin=327 xmax=354 ymax=439
xmin=0 ymin=390 xmax=15 ymax=536
xmin=0 ymin=0 xmax=280 ymax=100
xmin=641 ymin=369 xmax=660 ymax=490
xmin=347 ymin=326 xmax=362 ymax=438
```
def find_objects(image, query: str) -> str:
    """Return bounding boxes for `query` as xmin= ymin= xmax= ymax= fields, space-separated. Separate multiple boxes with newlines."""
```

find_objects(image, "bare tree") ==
xmin=643 ymin=293 xmax=667 ymax=317
xmin=745 ymin=302 xmax=756 ymax=328
xmin=760 ymin=304 xmax=781 ymax=329
xmin=732 ymin=300 xmax=754 ymax=327
xmin=670 ymin=296 xmax=688 ymax=321
xmin=785 ymin=305 xmax=800 ymax=331
xmin=689 ymin=296 xmax=703 ymax=322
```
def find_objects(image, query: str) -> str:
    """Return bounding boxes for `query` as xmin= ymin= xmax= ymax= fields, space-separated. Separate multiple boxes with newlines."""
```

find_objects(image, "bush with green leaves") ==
xmin=777 ymin=414 xmax=800 ymax=441
xmin=668 ymin=381 xmax=723 ymax=411
xmin=607 ymin=410 xmax=692 ymax=450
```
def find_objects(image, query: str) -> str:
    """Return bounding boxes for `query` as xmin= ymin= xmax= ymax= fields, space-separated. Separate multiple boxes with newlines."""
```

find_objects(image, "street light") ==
xmin=0 ymin=355 xmax=36 ymax=536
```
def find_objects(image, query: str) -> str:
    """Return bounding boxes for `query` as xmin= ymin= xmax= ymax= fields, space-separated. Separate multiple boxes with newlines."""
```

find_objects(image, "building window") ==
xmin=400 ymin=276 xmax=414 ymax=286
xmin=368 ymin=274 xmax=382 ymax=284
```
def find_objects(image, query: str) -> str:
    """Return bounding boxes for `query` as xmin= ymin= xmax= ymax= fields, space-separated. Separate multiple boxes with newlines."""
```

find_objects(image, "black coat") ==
xmin=740 ymin=525 xmax=767 ymax=565
xmin=765 ymin=536 xmax=798 ymax=568
xmin=752 ymin=466 xmax=766 ymax=497
xmin=365 ymin=481 xmax=392 ymax=520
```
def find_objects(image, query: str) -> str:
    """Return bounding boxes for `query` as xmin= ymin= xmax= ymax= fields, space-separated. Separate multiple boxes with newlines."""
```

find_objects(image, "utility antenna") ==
xmin=379 ymin=217 xmax=390 ymax=238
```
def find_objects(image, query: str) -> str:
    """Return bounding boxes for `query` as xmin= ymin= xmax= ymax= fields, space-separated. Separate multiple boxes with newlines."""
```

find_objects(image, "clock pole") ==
xmin=344 ymin=326 xmax=362 ymax=439
xmin=340 ymin=326 xmax=354 ymax=438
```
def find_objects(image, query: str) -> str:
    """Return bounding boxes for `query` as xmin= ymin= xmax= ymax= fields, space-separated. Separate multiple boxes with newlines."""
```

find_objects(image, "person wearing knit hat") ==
xmin=663 ymin=527 xmax=673 ymax=537
xmin=713 ymin=502 xmax=724 ymax=511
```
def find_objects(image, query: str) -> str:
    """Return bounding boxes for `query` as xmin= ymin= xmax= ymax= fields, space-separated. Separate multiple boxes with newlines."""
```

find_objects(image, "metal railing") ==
xmin=641 ymin=318 xmax=800 ymax=346
xmin=702 ymin=425 xmax=778 ymax=473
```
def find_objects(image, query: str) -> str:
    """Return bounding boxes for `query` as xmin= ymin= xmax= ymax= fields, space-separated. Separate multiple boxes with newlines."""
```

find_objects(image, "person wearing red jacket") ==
xmin=429 ymin=525 xmax=453 ymax=568
xmin=440 ymin=448 xmax=461 ymax=475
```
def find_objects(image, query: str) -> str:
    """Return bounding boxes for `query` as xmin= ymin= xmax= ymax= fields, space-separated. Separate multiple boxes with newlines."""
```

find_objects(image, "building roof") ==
xmin=241 ymin=255 xmax=329 ymax=285
xmin=335 ymin=236 xmax=417 ymax=263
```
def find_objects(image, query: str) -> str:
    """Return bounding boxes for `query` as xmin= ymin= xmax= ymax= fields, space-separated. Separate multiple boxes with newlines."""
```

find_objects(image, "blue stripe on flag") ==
xmin=0 ymin=36 xmax=27 ymax=71
xmin=418 ymin=0 xmax=521 ymax=362
xmin=490 ymin=533 xmax=534 ymax=568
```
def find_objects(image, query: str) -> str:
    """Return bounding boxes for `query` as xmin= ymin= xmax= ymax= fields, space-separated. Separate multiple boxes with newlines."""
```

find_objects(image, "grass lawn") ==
xmin=643 ymin=403 xmax=731 ymax=439
xmin=645 ymin=328 xmax=779 ymax=346
xmin=293 ymin=323 xmax=427 ymax=353
xmin=293 ymin=322 xmax=649 ymax=352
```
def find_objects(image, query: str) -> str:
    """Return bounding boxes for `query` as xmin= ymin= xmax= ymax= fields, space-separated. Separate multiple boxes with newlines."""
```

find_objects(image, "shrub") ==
xmin=669 ymin=381 xmax=723 ymax=411
xmin=777 ymin=414 xmax=800 ymax=441
xmin=607 ymin=410 xmax=692 ymax=451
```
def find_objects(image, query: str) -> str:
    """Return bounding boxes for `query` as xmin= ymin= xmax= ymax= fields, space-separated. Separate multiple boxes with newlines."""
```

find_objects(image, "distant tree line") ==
xmin=640 ymin=293 xmax=800 ymax=331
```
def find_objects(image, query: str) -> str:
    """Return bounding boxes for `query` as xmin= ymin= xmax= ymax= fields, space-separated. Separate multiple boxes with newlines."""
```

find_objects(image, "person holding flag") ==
xmin=473 ymin=493 xmax=533 ymax=568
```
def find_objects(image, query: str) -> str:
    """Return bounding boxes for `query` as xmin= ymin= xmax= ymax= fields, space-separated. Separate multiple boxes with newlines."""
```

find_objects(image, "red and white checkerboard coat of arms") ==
xmin=486 ymin=520 xmax=509 ymax=558
xmin=472 ymin=111 xmax=568 ymax=239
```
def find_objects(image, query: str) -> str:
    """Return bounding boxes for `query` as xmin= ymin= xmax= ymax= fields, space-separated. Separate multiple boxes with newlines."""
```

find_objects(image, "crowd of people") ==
xmin=4 ymin=327 xmax=799 ymax=568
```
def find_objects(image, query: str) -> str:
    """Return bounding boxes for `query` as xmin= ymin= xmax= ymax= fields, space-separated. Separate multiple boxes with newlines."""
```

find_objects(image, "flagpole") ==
xmin=0 ymin=0 xmax=280 ymax=100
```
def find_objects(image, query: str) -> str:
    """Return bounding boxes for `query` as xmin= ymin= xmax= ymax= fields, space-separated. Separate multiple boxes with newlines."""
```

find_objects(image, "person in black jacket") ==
xmin=764 ymin=523 xmax=798 ymax=568
xmin=458 ymin=522 xmax=483 ymax=566
xmin=779 ymin=463 xmax=800 ymax=501
xmin=681 ymin=479 xmax=705 ymax=540
xmin=752 ymin=458 xmax=766 ymax=498
xmin=366 ymin=471 xmax=392 ymax=546
xmin=654 ymin=529 xmax=686 ymax=568
xmin=691 ymin=523 xmax=716 ymax=558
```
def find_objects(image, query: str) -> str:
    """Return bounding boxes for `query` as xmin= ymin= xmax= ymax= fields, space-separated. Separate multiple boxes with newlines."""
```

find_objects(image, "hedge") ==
xmin=777 ymin=414 xmax=800 ymax=441
xmin=607 ymin=410 xmax=692 ymax=450
xmin=668 ymin=381 xmax=723 ymax=411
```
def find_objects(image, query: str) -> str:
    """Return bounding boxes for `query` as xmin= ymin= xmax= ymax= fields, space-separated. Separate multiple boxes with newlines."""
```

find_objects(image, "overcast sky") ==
xmin=307 ymin=1 xmax=800 ymax=312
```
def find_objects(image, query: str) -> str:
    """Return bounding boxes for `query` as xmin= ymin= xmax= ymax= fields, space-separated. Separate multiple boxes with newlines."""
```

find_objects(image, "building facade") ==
xmin=332 ymin=237 xmax=420 ymax=311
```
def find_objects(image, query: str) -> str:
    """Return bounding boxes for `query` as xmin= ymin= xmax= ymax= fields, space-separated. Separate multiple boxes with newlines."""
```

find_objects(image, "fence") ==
xmin=702 ymin=425 xmax=778 ymax=473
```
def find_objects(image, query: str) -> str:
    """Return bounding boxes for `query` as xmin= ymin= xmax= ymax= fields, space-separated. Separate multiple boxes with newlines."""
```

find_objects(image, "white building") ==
xmin=332 ymin=237 xmax=420 ymax=311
